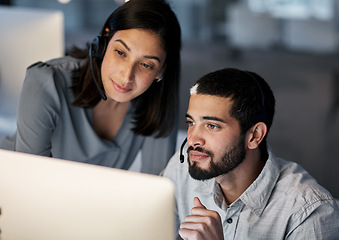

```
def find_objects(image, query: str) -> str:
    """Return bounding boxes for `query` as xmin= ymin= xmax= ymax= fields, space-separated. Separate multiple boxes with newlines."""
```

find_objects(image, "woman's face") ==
xmin=101 ymin=28 xmax=166 ymax=103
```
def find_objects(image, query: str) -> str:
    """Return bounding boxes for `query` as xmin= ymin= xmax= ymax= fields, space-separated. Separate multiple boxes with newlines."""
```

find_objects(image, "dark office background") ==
xmin=1 ymin=0 xmax=339 ymax=198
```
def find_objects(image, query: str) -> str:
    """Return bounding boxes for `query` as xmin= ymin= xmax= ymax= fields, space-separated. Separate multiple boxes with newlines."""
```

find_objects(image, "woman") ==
xmin=0 ymin=0 xmax=181 ymax=175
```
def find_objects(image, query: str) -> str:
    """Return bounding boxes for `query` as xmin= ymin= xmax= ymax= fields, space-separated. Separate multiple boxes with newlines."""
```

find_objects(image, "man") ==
xmin=163 ymin=68 xmax=339 ymax=239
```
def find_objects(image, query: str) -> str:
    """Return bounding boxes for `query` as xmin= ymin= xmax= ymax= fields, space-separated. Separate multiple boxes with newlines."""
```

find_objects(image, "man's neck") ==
xmin=215 ymin=149 xmax=266 ymax=205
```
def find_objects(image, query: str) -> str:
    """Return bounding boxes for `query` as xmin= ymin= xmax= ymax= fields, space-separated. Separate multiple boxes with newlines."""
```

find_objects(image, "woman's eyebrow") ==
xmin=115 ymin=39 xmax=130 ymax=51
xmin=144 ymin=55 xmax=161 ymax=63
xmin=115 ymin=39 xmax=161 ymax=63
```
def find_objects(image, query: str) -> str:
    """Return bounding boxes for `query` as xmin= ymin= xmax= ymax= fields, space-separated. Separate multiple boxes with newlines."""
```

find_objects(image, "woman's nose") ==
xmin=120 ymin=62 xmax=135 ymax=84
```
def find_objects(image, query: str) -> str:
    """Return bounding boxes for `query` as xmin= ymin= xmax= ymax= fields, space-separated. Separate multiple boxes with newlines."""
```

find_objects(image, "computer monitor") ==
xmin=0 ymin=149 xmax=175 ymax=240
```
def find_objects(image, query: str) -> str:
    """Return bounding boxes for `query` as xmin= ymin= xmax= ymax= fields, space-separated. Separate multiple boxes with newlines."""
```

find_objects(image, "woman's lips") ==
xmin=113 ymin=81 xmax=132 ymax=93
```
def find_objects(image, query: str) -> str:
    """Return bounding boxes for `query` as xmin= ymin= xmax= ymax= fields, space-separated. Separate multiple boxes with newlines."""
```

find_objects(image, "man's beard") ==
xmin=187 ymin=135 xmax=246 ymax=180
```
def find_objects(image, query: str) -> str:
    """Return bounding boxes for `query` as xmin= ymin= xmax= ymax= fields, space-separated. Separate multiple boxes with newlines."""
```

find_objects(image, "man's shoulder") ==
xmin=271 ymin=157 xmax=336 ymax=212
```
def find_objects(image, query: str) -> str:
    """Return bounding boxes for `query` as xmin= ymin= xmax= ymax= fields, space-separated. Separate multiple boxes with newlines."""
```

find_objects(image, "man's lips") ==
xmin=188 ymin=150 xmax=210 ymax=161
xmin=113 ymin=81 xmax=132 ymax=93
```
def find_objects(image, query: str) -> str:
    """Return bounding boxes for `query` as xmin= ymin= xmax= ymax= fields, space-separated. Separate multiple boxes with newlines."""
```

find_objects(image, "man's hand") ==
xmin=178 ymin=197 xmax=224 ymax=240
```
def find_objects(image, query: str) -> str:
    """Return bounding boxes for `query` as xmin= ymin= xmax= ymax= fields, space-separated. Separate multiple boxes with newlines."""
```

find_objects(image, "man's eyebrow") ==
xmin=202 ymin=116 xmax=226 ymax=123
xmin=186 ymin=114 xmax=225 ymax=123
xmin=185 ymin=113 xmax=193 ymax=120
xmin=115 ymin=39 xmax=161 ymax=63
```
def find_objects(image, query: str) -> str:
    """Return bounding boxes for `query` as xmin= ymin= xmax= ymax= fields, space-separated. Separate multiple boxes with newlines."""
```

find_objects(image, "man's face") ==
xmin=186 ymin=94 xmax=246 ymax=180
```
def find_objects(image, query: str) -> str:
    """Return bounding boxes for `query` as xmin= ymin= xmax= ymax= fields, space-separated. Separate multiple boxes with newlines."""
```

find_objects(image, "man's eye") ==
xmin=207 ymin=124 xmax=219 ymax=130
xmin=185 ymin=120 xmax=194 ymax=127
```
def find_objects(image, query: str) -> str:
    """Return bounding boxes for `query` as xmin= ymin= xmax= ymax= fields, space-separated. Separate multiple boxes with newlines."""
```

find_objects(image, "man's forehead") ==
xmin=189 ymin=93 xmax=231 ymax=103
xmin=188 ymin=94 xmax=233 ymax=117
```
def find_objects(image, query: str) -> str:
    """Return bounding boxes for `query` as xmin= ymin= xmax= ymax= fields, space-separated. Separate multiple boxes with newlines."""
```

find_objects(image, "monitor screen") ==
xmin=0 ymin=6 xmax=64 ymax=104
xmin=0 ymin=149 xmax=175 ymax=240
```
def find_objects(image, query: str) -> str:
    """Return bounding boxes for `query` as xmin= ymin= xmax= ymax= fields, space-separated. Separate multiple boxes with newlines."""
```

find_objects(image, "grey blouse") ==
xmin=0 ymin=56 xmax=177 ymax=175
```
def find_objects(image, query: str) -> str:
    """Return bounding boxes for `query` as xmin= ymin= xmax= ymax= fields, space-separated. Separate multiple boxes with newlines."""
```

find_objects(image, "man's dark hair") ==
xmin=193 ymin=68 xmax=275 ymax=159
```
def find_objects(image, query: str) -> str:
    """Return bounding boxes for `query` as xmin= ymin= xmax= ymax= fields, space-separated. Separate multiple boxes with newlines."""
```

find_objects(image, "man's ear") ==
xmin=247 ymin=122 xmax=267 ymax=150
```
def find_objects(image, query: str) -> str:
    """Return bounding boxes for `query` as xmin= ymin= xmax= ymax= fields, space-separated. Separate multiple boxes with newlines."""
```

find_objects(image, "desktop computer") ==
xmin=0 ymin=149 xmax=175 ymax=240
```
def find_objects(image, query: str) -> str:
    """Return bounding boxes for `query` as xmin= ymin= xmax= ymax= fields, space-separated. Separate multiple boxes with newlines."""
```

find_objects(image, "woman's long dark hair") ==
xmin=69 ymin=0 xmax=181 ymax=137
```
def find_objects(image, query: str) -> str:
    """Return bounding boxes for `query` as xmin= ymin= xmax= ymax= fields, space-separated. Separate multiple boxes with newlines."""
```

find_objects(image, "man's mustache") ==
xmin=187 ymin=146 xmax=213 ymax=157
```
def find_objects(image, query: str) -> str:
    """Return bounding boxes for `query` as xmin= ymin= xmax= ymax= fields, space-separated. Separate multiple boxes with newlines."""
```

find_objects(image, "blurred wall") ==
xmin=226 ymin=0 xmax=339 ymax=53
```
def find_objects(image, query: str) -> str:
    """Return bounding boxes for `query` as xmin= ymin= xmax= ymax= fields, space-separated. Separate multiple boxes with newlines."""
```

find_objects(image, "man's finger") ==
xmin=193 ymin=197 xmax=205 ymax=208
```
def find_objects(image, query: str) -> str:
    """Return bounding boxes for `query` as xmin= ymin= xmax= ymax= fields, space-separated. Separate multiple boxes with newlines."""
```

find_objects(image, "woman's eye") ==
xmin=140 ymin=62 xmax=153 ymax=70
xmin=115 ymin=50 xmax=125 ymax=57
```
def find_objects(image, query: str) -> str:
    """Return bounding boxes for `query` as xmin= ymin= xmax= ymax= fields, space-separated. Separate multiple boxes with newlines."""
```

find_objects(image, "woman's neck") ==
xmin=92 ymin=99 xmax=131 ymax=141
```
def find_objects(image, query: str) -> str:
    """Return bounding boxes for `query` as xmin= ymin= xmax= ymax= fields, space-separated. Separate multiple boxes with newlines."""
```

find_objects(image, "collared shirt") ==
xmin=163 ymin=147 xmax=339 ymax=239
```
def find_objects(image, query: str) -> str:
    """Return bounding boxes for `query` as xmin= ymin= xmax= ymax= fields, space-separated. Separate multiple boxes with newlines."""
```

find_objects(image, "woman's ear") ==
xmin=247 ymin=122 xmax=267 ymax=150
xmin=155 ymin=63 xmax=167 ymax=81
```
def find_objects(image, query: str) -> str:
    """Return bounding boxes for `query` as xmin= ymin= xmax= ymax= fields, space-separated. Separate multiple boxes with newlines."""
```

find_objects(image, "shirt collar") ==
xmin=194 ymin=179 xmax=229 ymax=210
xmin=239 ymin=148 xmax=281 ymax=216
xmin=195 ymin=178 xmax=215 ymax=195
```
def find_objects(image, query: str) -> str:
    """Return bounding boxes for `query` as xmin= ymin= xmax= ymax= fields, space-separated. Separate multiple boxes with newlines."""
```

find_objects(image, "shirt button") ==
xmin=227 ymin=218 xmax=233 ymax=224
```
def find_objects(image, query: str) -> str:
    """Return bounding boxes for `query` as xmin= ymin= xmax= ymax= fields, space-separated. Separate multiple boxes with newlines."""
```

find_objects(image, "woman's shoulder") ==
xmin=45 ymin=56 xmax=85 ymax=71
xmin=21 ymin=56 xmax=85 ymax=102
xmin=24 ymin=56 xmax=85 ymax=88
xmin=27 ymin=56 xmax=84 ymax=76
